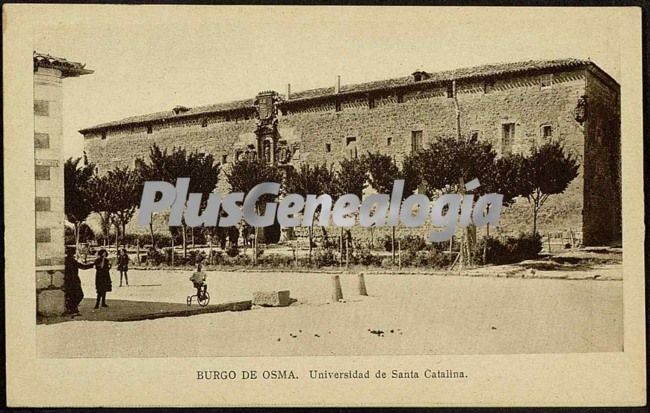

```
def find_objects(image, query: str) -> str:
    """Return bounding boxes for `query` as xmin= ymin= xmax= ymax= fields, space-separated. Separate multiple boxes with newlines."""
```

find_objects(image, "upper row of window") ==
xmin=321 ymin=124 xmax=554 ymax=157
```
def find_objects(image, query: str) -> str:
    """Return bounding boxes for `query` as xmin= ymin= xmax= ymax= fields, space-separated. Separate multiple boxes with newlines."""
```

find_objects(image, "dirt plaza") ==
xmin=37 ymin=253 xmax=623 ymax=358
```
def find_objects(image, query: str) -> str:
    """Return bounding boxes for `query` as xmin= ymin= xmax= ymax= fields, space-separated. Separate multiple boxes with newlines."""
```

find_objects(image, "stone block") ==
xmin=253 ymin=290 xmax=290 ymax=307
xmin=37 ymin=289 xmax=65 ymax=316
xmin=36 ymin=271 xmax=51 ymax=290
xmin=51 ymin=270 xmax=65 ymax=288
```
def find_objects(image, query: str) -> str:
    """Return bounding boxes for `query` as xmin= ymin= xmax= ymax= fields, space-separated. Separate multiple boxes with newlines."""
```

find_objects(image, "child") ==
xmin=189 ymin=262 xmax=207 ymax=299
xmin=117 ymin=248 xmax=130 ymax=287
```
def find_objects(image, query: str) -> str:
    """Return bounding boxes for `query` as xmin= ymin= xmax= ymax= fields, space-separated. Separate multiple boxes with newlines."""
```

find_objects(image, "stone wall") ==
xmin=582 ymin=70 xmax=621 ymax=245
xmin=83 ymin=66 xmax=621 ymax=244
xmin=35 ymin=67 xmax=66 ymax=316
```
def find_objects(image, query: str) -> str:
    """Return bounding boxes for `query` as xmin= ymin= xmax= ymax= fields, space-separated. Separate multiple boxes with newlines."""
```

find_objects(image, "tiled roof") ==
xmin=79 ymin=98 xmax=256 ymax=133
xmin=80 ymin=58 xmax=603 ymax=133
xmin=288 ymin=58 xmax=591 ymax=101
xmin=34 ymin=51 xmax=93 ymax=78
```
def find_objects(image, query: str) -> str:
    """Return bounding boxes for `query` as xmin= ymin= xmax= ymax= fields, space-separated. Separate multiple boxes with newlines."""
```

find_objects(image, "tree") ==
xmin=64 ymin=157 xmax=95 ymax=254
xmin=520 ymin=141 xmax=579 ymax=235
xmin=414 ymin=134 xmax=502 ymax=266
xmin=333 ymin=157 xmax=368 ymax=254
xmin=86 ymin=173 xmax=115 ymax=246
xmin=105 ymin=166 xmax=142 ymax=248
xmin=226 ymin=157 xmax=282 ymax=261
xmin=284 ymin=163 xmax=337 ymax=262
xmin=138 ymin=144 xmax=221 ymax=256
xmin=364 ymin=152 xmax=421 ymax=259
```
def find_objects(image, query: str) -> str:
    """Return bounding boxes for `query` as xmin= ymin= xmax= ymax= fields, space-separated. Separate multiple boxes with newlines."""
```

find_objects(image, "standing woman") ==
xmin=94 ymin=249 xmax=112 ymax=309
xmin=117 ymin=248 xmax=130 ymax=287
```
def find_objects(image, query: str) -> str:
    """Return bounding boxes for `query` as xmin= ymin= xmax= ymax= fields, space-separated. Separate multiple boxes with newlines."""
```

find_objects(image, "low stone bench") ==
xmin=253 ymin=290 xmax=291 ymax=307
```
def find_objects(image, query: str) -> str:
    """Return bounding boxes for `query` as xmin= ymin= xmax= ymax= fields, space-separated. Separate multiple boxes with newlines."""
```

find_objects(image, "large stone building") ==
xmin=34 ymin=52 xmax=93 ymax=316
xmin=81 ymin=58 xmax=620 ymax=246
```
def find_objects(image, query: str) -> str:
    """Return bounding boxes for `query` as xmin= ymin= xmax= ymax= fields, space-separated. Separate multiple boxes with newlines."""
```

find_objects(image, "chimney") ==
xmin=335 ymin=75 xmax=341 ymax=94
xmin=287 ymin=83 xmax=291 ymax=100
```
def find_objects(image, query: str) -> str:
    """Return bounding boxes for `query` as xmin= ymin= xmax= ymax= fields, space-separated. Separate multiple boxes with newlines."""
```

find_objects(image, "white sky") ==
xmin=31 ymin=6 xmax=624 ymax=159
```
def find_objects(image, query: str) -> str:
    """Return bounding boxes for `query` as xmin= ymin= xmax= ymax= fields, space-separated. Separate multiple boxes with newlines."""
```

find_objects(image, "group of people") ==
xmin=63 ymin=247 xmax=131 ymax=316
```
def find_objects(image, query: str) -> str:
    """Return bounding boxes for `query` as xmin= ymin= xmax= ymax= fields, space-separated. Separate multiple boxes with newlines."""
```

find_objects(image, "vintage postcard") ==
xmin=3 ymin=4 xmax=646 ymax=407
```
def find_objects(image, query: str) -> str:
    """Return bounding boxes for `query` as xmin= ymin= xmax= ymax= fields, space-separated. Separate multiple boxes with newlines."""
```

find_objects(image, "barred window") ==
xmin=502 ymin=123 xmax=515 ymax=155
xmin=411 ymin=130 xmax=423 ymax=153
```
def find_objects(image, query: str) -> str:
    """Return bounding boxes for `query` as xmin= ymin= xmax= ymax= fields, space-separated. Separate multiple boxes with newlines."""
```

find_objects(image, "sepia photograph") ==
xmin=4 ymin=4 xmax=646 ymax=407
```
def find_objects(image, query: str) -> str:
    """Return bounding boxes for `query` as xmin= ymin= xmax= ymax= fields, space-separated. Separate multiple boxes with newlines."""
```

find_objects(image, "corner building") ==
xmin=81 ymin=59 xmax=621 ymax=246
xmin=34 ymin=52 xmax=93 ymax=316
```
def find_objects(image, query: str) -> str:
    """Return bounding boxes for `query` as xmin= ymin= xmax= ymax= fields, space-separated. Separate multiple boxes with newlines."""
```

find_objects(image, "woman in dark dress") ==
xmin=117 ymin=248 xmax=129 ymax=287
xmin=64 ymin=247 xmax=94 ymax=316
xmin=94 ymin=249 xmax=112 ymax=309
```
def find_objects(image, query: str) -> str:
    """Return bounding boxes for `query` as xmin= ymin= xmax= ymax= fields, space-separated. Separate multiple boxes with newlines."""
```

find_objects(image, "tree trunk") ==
xmin=308 ymin=225 xmax=313 ymax=263
xmin=182 ymin=224 xmax=187 ymax=258
xmin=74 ymin=222 xmax=80 ymax=259
xmin=391 ymin=226 xmax=396 ymax=263
xmin=122 ymin=221 xmax=126 ymax=250
xmin=532 ymin=201 xmax=538 ymax=236
xmin=191 ymin=227 xmax=195 ymax=250
xmin=149 ymin=213 xmax=155 ymax=249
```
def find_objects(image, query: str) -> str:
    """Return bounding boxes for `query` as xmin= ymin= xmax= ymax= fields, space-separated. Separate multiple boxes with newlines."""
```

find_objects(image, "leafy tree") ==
xmin=333 ymin=157 xmax=368 ymax=254
xmin=138 ymin=144 xmax=221 ymax=256
xmin=413 ymin=134 xmax=505 ymax=266
xmin=520 ymin=141 xmax=579 ymax=235
xmin=226 ymin=157 xmax=282 ymax=260
xmin=284 ymin=163 xmax=337 ymax=261
xmin=105 ymin=166 xmax=142 ymax=248
xmin=335 ymin=157 xmax=368 ymax=199
xmin=64 ymin=156 xmax=95 ymax=254
xmin=415 ymin=134 xmax=497 ymax=196
xmin=86 ymin=173 xmax=115 ymax=246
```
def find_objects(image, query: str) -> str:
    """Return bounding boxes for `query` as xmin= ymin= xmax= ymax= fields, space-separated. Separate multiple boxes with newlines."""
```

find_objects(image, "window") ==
xmin=502 ymin=123 xmax=515 ymax=155
xmin=541 ymin=125 xmax=553 ymax=138
xmin=221 ymin=154 xmax=228 ymax=164
xmin=387 ymin=137 xmax=392 ymax=146
xmin=540 ymin=74 xmax=553 ymax=89
xmin=411 ymin=130 xmax=423 ymax=153
xmin=147 ymin=125 xmax=153 ymax=134
xmin=346 ymin=137 xmax=358 ymax=158
xmin=36 ymin=228 xmax=51 ymax=243
xmin=34 ymin=133 xmax=49 ymax=149
xmin=325 ymin=143 xmax=331 ymax=153
xmin=34 ymin=100 xmax=49 ymax=116
xmin=446 ymin=83 xmax=455 ymax=98
xmin=484 ymin=79 xmax=495 ymax=94
xmin=35 ymin=197 xmax=51 ymax=212
xmin=368 ymin=96 xmax=376 ymax=109
xmin=35 ymin=165 xmax=50 ymax=180
xmin=201 ymin=118 xmax=208 ymax=127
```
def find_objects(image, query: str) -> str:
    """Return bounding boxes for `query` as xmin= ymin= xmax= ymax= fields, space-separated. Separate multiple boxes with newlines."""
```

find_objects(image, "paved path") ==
xmin=38 ymin=298 xmax=251 ymax=325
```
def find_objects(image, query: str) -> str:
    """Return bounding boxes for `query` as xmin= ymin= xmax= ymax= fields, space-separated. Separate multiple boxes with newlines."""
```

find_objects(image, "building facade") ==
xmin=81 ymin=59 xmax=621 ymax=246
xmin=34 ymin=52 xmax=93 ymax=316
